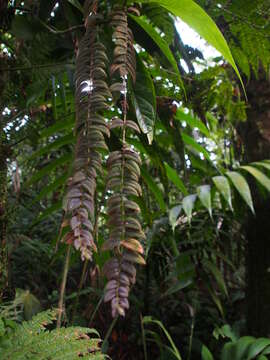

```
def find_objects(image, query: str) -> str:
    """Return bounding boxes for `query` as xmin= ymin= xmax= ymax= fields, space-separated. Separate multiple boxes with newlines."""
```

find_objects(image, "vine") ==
xmin=103 ymin=6 xmax=145 ymax=318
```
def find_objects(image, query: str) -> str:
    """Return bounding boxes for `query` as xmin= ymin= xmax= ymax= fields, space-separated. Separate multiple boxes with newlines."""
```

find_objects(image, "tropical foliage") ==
xmin=1 ymin=0 xmax=270 ymax=359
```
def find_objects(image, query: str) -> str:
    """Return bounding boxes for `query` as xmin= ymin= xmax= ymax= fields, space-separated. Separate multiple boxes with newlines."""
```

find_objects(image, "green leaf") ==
xmin=226 ymin=171 xmax=254 ymax=213
xmin=28 ymin=133 xmax=75 ymax=160
xmin=164 ymin=163 xmax=188 ymax=195
xmin=33 ymin=174 xmax=69 ymax=203
xmin=261 ymin=345 xmax=270 ymax=355
xmin=40 ymin=118 xmax=74 ymax=138
xmin=130 ymin=15 xmax=184 ymax=91
xmin=142 ymin=0 xmax=244 ymax=89
xmin=11 ymin=15 xmax=37 ymax=40
xmin=221 ymin=342 xmax=235 ymax=360
xmin=213 ymin=324 xmax=238 ymax=342
xmin=175 ymin=109 xmax=210 ymax=138
xmin=197 ymin=185 xmax=212 ymax=217
xmin=67 ymin=0 xmax=84 ymax=13
xmin=182 ymin=194 xmax=196 ymax=223
xmin=141 ymin=167 xmax=166 ymax=212
xmin=241 ymin=165 xmax=270 ymax=192
xmin=206 ymin=283 xmax=224 ymax=318
xmin=32 ymin=201 xmax=62 ymax=225
xmin=247 ymin=338 xmax=270 ymax=360
xmin=131 ymin=54 xmax=156 ymax=144
xmin=234 ymin=337 xmax=255 ymax=360
xmin=169 ymin=205 xmax=182 ymax=232
xmin=143 ymin=317 xmax=182 ymax=360
xmin=181 ymin=133 xmax=211 ymax=162
xmin=20 ymin=290 xmax=41 ymax=321
xmin=252 ymin=161 xmax=270 ymax=171
xmin=204 ymin=260 xmax=228 ymax=297
xmin=201 ymin=345 xmax=214 ymax=360
xmin=28 ymin=154 xmax=71 ymax=185
xmin=212 ymin=176 xmax=233 ymax=211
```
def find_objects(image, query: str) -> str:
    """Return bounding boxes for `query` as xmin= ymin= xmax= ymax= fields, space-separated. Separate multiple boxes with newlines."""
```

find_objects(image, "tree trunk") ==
xmin=238 ymin=69 xmax=270 ymax=336
xmin=0 ymin=54 xmax=9 ymax=301
xmin=0 ymin=128 xmax=8 ymax=301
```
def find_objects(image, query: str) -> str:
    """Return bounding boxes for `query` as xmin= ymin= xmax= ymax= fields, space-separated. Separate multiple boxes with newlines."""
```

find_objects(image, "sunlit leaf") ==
xmin=130 ymin=14 xmax=184 ymax=91
xmin=201 ymin=345 xmax=214 ymax=360
xmin=169 ymin=205 xmax=182 ymax=232
xmin=175 ymin=109 xmax=210 ymax=138
xmin=141 ymin=167 xmax=166 ymax=212
xmin=182 ymin=133 xmax=211 ymax=162
xmin=130 ymin=54 xmax=156 ymax=144
xmin=164 ymin=163 xmax=188 ymax=195
xmin=212 ymin=176 xmax=233 ymax=211
xmin=241 ymin=165 xmax=270 ymax=192
xmin=182 ymin=194 xmax=196 ymax=223
xmin=140 ymin=0 xmax=244 ymax=90
xmin=226 ymin=171 xmax=254 ymax=213
xmin=197 ymin=185 xmax=212 ymax=218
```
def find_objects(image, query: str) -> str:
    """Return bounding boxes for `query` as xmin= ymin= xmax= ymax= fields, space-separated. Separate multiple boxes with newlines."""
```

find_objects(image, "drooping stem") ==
xmin=101 ymin=315 xmax=119 ymax=353
xmin=140 ymin=313 xmax=148 ymax=360
xmin=71 ymin=258 xmax=88 ymax=324
xmin=57 ymin=244 xmax=71 ymax=328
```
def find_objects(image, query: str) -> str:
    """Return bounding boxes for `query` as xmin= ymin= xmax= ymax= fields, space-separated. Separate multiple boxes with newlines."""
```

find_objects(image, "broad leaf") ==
xmin=141 ymin=167 xmax=166 ymax=212
xmin=226 ymin=171 xmax=254 ymax=213
xmin=33 ymin=174 xmax=68 ymax=203
xmin=169 ymin=205 xmax=182 ymax=232
xmin=175 ymin=109 xmax=210 ymax=138
xmin=130 ymin=15 xmax=184 ymax=90
xmin=141 ymin=0 xmax=243 ymax=88
xmin=204 ymin=260 xmax=228 ymax=297
xmin=28 ymin=154 xmax=71 ymax=185
xmin=164 ymin=163 xmax=188 ymax=195
xmin=182 ymin=133 xmax=211 ymax=162
xmin=67 ymin=0 xmax=84 ymax=13
xmin=234 ymin=337 xmax=255 ymax=360
xmin=40 ymin=118 xmax=74 ymax=138
xmin=130 ymin=54 xmax=156 ymax=144
xmin=182 ymin=194 xmax=197 ymax=223
xmin=247 ymin=338 xmax=270 ymax=360
xmin=212 ymin=175 xmax=233 ymax=211
xmin=29 ymin=133 xmax=75 ymax=160
xmin=252 ymin=161 xmax=270 ymax=171
xmin=241 ymin=165 xmax=270 ymax=192
xmin=201 ymin=345 xmax=214 ymax=360
xmin=197 ymin=185 xmax=212 ymax=217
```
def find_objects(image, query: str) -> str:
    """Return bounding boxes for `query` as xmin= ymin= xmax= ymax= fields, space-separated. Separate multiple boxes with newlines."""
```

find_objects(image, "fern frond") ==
xmin=0 ymin=309 xmax=104 ymax=359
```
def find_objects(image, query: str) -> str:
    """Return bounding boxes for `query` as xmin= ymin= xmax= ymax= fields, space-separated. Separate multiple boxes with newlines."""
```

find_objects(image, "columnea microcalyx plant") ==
xmin=62 ymin=0 xmax=145 ymax=318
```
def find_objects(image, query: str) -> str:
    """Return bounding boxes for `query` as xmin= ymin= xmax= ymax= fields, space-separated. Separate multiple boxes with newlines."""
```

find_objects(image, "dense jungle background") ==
xmin=1 ymin=0 xmax=270 ymax=359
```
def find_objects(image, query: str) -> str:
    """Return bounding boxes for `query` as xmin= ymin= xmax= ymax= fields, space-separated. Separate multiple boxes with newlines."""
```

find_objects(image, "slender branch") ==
xmin=38 ymin=19 xmax=85 ymax=35
xmin=0 ymin=62 xmax=75 ymax=72
xmin=101 ymin=316 xmax=119 ymax=353
xmin=140 ymin=313 xmax=148 ymax=360
xmin=57 ymin=244 xmax=71 ymax=328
